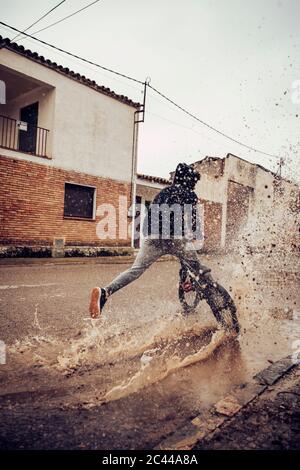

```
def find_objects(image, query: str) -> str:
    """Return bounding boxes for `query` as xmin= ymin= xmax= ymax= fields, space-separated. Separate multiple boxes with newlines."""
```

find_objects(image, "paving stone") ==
xmin=232 ymin=381 xmax=267 ymax=406
xmin=255 ymin=357 xmax=295 ymax=385
xmin=191 ymin=410 xmax=225 ymax=431
xmin=214 ymin=395 xmax=242 ymax=416
xmin=157 ymin=409 xmax=226 ymax=450
xmin=155 ymin=422 xmax=206 ymax=450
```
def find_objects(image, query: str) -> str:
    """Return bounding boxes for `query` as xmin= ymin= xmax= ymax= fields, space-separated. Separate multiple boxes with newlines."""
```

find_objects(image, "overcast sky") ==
xmin=1 ymin=0 xmax=299 ymax=180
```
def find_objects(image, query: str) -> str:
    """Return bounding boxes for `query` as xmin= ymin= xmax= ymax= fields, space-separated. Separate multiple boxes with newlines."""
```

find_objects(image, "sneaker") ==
xmin=89 ymin=287 xmax=107 ymax=318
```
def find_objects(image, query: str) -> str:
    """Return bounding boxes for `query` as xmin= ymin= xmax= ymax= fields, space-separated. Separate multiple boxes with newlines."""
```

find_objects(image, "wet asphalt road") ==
xmin=0 ymin=339 xmax=243 ymax=450
xmin=0 ymin=254 xmax=299 ymax=449
xmin=0 ymin=259 xmax=180 ymax=344
xmin=0 ymin=257 xmax=241 ymax=450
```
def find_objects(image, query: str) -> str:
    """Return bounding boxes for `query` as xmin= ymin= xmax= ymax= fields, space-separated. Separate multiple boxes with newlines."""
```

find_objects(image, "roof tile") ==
xmin=137 ymin=173 xmax=171 ymax=185
xmin=0 ymin=35 xmax=141 ymax=109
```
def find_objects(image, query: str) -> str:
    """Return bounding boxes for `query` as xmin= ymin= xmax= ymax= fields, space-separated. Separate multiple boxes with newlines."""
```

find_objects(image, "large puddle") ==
xmin=1 ymin=250 xmax=299 ymax=448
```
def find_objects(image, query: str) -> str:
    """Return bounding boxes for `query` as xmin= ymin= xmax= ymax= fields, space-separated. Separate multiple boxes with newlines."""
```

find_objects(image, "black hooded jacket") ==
xmin=142 ymin=163 xmax=201 ymax=239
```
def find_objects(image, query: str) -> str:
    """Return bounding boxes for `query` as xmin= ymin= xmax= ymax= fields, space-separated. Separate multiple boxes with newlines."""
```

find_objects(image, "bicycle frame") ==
xmin=178 ymin=260 xmax=240 ymax=333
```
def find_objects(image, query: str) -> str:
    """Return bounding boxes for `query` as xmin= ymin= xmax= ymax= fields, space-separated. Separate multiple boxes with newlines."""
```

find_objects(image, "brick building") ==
xmin=0 ymin=36 xmax=141 ymax=257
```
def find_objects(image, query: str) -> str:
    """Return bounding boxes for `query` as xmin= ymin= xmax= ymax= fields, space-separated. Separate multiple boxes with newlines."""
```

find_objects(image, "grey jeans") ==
xmin=105 ymin=238 xmax=211 ymax=296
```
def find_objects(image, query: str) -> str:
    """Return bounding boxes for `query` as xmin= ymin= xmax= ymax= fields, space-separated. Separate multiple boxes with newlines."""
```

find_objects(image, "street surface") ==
xmin=0 ymin=252 xmax=299 ymax=449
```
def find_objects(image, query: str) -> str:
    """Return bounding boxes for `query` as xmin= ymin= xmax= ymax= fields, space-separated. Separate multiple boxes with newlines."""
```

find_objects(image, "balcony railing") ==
xmin=0 ymin=115 xmax=49 ymax=157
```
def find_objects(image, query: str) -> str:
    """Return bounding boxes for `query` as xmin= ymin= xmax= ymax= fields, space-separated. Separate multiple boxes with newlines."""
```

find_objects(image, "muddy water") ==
xmin=1 ymin=251 xmax=299 ymax=448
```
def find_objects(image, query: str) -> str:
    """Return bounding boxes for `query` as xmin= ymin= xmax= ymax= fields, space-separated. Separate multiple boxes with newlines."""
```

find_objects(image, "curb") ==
xmin=0 ymin=256 xmax=135 ymax=267
xmin=0 ymin=254 xmax=175 ymax=268
xmin=154 ymin=355 xmax=297 ymax=450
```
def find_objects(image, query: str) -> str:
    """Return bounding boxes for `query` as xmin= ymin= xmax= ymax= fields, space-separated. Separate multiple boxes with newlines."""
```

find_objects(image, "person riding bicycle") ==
xmin=89 ymin=162 xmax=213 ymax=318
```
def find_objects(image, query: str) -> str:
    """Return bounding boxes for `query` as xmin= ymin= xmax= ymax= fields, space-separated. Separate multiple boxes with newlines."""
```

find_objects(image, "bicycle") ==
xmin=178 ymin=260 xmax=240 ymax=333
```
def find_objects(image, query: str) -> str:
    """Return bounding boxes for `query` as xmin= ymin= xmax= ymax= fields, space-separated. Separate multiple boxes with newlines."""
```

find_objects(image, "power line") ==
xmin=31 ymin=0 xmax=102 ymax=37
xmin=148 ymin=84 xmax=281 ymax=160
xmin=11 ymin=1 xmax=66 ymax=42
xmin=0 ymin=21 xmax=144 ymax=85
xmin=0 ymin=21 xmax=282 ymax=159
xmin=0 ymin=22 xmax=140 ymax=96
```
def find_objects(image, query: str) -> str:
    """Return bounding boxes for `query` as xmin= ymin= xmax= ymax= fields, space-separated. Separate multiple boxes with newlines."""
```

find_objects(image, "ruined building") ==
xmin=192 ymin=154 xmax=299 ymax=253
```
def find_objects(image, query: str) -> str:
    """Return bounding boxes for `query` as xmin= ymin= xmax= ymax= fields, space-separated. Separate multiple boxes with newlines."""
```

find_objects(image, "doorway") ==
xmin=19 ymin=102 xmax=39 ymax=154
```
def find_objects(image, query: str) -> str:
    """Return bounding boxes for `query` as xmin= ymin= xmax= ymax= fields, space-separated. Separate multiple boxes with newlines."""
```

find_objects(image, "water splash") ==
xmin=102 ymin=327 xmax=232 ymax=404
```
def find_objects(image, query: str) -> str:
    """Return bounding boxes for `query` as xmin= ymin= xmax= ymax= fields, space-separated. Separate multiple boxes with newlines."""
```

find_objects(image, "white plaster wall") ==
xmin=0 ymin=48 xmax=136 ymax=183
xmin=225 ymin=155 xmax=257 ymax=188
xmin=195 ymin=174 xmax=227 ymax=204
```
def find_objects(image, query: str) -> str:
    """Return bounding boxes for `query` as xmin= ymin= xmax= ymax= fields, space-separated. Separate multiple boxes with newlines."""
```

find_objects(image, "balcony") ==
xmin=0 ymin=63 xmax=54 ymax=159
xmin=0 ymin=114 xmax=49 ymax=158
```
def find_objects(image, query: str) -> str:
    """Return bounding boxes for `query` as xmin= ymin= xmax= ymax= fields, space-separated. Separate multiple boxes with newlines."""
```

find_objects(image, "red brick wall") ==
xmin=0 ymin=155 xmax=132 ymax=246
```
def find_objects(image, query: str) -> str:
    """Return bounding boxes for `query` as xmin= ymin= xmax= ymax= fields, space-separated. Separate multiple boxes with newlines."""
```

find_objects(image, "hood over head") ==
xmin=173 ymin=163 xmax=201 ymax=190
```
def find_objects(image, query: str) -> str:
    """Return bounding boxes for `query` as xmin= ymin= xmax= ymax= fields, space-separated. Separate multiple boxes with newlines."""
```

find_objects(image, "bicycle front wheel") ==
xmin=203 ymin=282 xmax=240 ymax=333
xmin=178 ymin=282 xmax=201 ymax=312
xmin=178 ymin=267 xmax=201 ymax=313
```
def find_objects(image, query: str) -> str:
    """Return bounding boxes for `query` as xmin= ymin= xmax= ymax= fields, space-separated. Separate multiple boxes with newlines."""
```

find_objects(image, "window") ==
xmin=64 ymin=183 xmax=96 ymax=219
